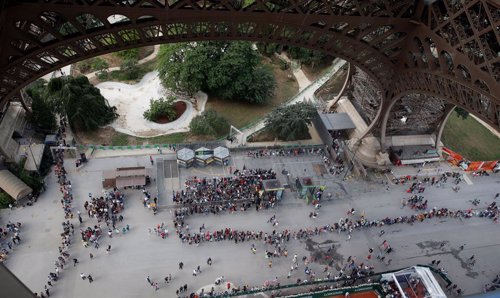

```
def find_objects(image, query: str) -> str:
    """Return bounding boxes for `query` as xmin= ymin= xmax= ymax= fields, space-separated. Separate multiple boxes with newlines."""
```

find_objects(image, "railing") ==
xmin=209 ymin=264 xmax=451 ymax=297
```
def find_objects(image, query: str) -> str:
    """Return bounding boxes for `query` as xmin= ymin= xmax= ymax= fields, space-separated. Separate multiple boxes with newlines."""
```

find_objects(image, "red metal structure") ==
xmin=0 ymin=0 xmax=498 ymax=150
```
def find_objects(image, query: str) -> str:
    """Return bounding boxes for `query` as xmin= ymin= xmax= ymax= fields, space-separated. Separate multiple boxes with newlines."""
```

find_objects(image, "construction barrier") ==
xmin=442 ymin=147 xmax=498 ymax=172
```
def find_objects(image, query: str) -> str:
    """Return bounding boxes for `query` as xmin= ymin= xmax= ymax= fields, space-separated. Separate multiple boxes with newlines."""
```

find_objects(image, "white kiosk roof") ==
xmin=213 ymin=146 xmax=229 ymax=159
xmin=177 ymin=148 xmax=195 ymax=161
xmin=382 ymin=266 xmax=447 ymax=298
xmin=195 ymin=147 xmax=213 ymax=161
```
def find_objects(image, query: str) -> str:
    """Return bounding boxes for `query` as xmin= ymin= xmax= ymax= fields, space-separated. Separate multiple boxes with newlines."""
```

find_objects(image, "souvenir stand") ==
xmin=213 ymin=146 xmax=230 ymax=165
xmin=177 ymin=148 xmax=195 ymax=168
xmin=295 ymin=176 xmax=324 ymax=204
xmin=262 ymin=179 xmax=285 ymax=201
xmin=195 ymin=147 xmax=214 ymax=167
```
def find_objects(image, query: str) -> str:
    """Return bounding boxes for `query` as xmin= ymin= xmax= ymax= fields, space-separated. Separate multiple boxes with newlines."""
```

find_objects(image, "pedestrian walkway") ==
xmin=229 ymin=58 xmax=348 ymax=148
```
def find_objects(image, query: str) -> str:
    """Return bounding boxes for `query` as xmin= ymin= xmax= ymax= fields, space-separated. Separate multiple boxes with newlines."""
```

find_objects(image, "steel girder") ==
xmin=0 ymin=0 xmax=498 ymax=134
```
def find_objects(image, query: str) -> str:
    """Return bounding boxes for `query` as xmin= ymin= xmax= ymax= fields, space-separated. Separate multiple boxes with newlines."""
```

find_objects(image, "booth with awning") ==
xmin=195 ymin=147 xmax=214 ymax=167
xmin=102 ymin=167 xmax=152 ymax=189
xmin=262 ymin=179 xmax=285 ymax=200
xmin=177 ymin=148 xmax=195 ymax=168
xmin=295 ymin=176 xmax=325 ymax=203
xmin=0 ymin=170 xmax=32 ymax=201
xmin=213 ymin=146 xmax=230 ymax=165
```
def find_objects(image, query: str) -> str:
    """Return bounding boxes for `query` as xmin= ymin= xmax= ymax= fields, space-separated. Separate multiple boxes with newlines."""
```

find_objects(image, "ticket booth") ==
xmin=213 ymin=146 xmax=230 ymax=165
xmin=177 ymin=148 xmax=195 ymax=168
xmin=195 ymin=147 xmax=214 ymax=167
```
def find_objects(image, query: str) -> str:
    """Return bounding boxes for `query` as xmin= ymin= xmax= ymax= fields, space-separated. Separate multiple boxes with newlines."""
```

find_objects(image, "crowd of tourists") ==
xmin=35 ymin=134 xmax=76 ymax=298
xmin=0 ymin=221 xmax=22 ymax=263
xmin=246 ymin=147 xmax=325 ymax=158
xmin=173 ymin=204 xmax=492 ymax=250
xmin=172 ymin=169 xmax=280 ymax=229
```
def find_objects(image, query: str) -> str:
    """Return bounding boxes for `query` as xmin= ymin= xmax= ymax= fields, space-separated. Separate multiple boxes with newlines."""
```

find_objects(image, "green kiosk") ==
xmin=295 ymin=177 xmax=326 ymax=204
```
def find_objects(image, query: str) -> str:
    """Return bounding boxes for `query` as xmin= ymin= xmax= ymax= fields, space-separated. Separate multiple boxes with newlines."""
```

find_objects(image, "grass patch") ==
xmin=137 ymin=132 xmax=189 ymax=145
xmin=442 ymin=111 xmax=500 ymax=161
xmin=205 ymin=59 xmax=299 ymax=129
xmin=76 ymin=127 xmax=189 ymax=146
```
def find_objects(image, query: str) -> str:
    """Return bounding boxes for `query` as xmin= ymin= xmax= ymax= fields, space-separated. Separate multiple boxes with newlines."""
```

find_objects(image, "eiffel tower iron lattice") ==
xmin=0 ymin=0 xmax=498 ymax=145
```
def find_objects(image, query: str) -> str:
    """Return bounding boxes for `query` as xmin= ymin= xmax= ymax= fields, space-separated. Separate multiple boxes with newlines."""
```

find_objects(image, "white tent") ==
xmin=0 ymin=170 xmax=33 ymax=201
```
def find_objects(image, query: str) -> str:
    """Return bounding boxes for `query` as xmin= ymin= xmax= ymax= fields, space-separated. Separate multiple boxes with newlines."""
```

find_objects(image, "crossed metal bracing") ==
xmin=0 ymin=0 xmax=498 ymax=133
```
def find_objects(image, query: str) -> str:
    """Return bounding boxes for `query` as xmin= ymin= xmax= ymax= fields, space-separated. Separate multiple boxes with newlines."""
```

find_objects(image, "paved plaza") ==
xmin=1 ymin=150 xmax=500 ymax=297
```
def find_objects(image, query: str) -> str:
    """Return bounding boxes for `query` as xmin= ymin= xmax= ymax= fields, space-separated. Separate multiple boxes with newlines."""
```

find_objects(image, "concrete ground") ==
xmin=1 ymin=151 xmax=500 ymax=297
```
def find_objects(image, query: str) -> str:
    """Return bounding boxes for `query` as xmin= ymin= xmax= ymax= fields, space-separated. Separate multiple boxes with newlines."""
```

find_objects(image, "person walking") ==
xmin=179 ymin=262 xmax=183 ymax=270
xmin=207 ymin=257 xmax=212 ymax=266
xmin=89 ymin=253 xmax=94 ymax=260
xmin=88 ymin=275 xmax=93 ymax=283
xmin=73 ymin=258 xmax=79 ymax=266
xmin=147 ymin=276 xmax=152 ymax=285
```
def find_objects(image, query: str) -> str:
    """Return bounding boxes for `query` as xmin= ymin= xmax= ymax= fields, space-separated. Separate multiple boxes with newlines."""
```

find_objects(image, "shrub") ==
xmin=279 ymin=60 xmax=289 ymax=70
xmin=77 ymin=60 xmax=92 ymax=73
xmin=189 ymin=110 xmax=229 ymax=137
xmin=143 ymin=96 xmax=177 ymax=122
xmin=115 ymin=49 xmax=139 ymax=60
xmin=120 ymin=58 xmax=139 ymax=80
xmin=0 ymin=192 xmax=14 ymax=209
xmin=97 ymin=70 xmax=109 ymax=80
xmin=91 ymin=57 xmax=109 ymax=72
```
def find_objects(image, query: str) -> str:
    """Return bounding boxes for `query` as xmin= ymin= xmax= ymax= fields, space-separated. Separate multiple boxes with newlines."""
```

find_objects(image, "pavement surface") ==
xmin=1 ymin=151 xmax=500 ymax=298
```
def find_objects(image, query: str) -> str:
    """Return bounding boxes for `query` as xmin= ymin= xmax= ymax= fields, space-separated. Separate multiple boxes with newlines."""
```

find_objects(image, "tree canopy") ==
xmin=265 ymin=102 xmax=317 ymax=141
xmin=26 ymin=80 xmax=57 ymax=133
xmin=189 ymin=110 xmax=229 ymax=137
xmin=44 ymin=76 xmax=118 ymax=131
xmin=157 ymin=41 xmax=276 ymax=104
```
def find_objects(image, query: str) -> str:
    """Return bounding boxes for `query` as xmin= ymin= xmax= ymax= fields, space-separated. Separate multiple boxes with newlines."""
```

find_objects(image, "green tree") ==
xmin=265 ymin=102 xmax=317 ymax=141
xmin=0 ymin=192 xmax=14 ymax=209
xmin=189 ymin=110 xmax=229 ymax=137
xmin=26 ymin=87 xmax=57 ymax=133
xmin=120 ymin=58 xmax=139 ymax=80
xmin=25 ymin=79 xmax=57 ymax=133
xmin=115 ymin=48 xmax=139 ymax=60
xmin=46 ymin=76 xmax=118 ymax=131
xmin=287 ymin=46 xmax=331 ymax=69
xmin=143 ymin=96 xmax=177 ymax=122
xmin=91 ymin=57 xmax=109 ymax=72
xmin=157 ymin=41 xmax=276 ymax=104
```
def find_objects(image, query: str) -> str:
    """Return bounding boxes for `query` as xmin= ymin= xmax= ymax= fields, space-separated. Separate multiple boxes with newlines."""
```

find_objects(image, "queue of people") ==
xmin=0 ymin=221 xmax=22 ymax=263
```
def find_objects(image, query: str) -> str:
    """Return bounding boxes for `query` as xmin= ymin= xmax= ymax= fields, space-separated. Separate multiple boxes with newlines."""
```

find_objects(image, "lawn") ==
xmin=75 ymin=127 xmax=189 ymax=146
xmin=205 ymin=59 xmax=299 ymax=129
xmin=442 ymin=111 xmax=500 ymax=161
